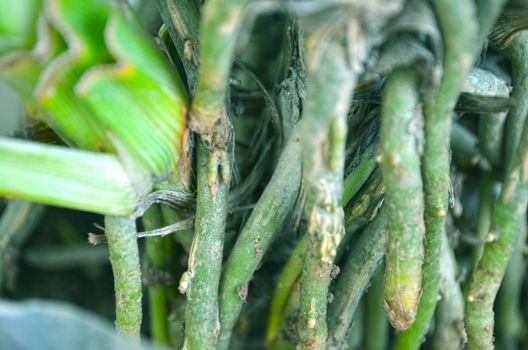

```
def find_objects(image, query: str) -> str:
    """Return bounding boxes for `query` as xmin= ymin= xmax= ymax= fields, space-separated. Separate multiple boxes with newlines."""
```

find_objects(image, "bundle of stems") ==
xmin=1 ymin=0 xmax=528 ymax=349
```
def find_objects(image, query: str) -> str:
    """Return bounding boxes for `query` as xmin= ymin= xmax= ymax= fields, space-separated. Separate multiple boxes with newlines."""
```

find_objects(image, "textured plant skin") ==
xmin=182 ymin=141 xmax=230 ymax=350
xmin=217 ymin=129 xmax=302 ymax=350
xmin=380 ymin=67 xmax=425 ymax=331
xmin=189 ymin=0 xmax=249 ymax=134
xmin=465 ymin=32 xmax=528 ymax=350
xmin=395 ymin=0 xmax=478 ymax=346
xmin=105 ymin=215 xmax=142 ymax=338
xmin=267 ymin=166 xmax=383 ymax=348
xmin=297 ymin=37 xmax=354 ymax=349
xmin=328 ymin=211 xmax=387 ymax=349
xmin=143 ymin=206 xmax=173 ymax=345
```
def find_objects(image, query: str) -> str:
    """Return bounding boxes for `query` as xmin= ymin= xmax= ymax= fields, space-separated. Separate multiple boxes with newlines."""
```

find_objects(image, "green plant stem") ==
xmin=396 ymin=0 xmax=477 ymax=346
xmin=105 ymin=215 xmax=142 ymax=338
xmin=0 ymin=200 xmax=45 ymax=292
xmin=217 ymin=129 xmax=302 ymax=350
xmin=190 ymin=0 xmax=249 ymax=133
xmin=183 ymin=140 xmax=230 ymax=350
xmin=143 ymin=205 xmax=171 ymax=345
xmin=328 ymin=211 xmax=387 ymax=349
xmin=0 ymin=137 xmax=139 ymax=216
xmin=297 ymin=37 xmax=354 ymax=350
xmin=364 ymin=265 xmax=389 ymax=350
xmin=380 ymin=67 xmax=425 ymax=331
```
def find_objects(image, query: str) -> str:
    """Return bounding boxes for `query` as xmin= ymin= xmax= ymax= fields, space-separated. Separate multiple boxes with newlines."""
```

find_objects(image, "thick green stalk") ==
xmin=297 ymin=38 xmax=354 ymax=349
xmin=328 ymin=212 xmax=387 ymax=349
xmin=0 ymin=137 xmax=139 ymax=216
xmin=143 ymin=206 xmax=171 ymax=345
xmin=217 ymin=129 xmax=302 ymax=350
xmin=105 ymin=215 xmax=142 ymax=338
xmin=380 ymin=67 xmax=425 ymax=331
xmin=364 ymin=265 xmax=389 ymax=350
xmin=190 ymin=0 xmax=249 ymax=133
xmin=183 ymin=140 xmax=229 ymax=350
xmin=396 ymin=0 xmax=477 ymax=345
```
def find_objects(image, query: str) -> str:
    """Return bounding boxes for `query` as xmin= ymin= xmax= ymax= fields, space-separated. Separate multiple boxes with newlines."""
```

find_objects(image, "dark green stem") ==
xmin=105 ymin=215 xmax=142 ymax=338
xmin=328 ymin=211 xmax=387 ymax=349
